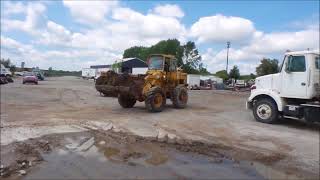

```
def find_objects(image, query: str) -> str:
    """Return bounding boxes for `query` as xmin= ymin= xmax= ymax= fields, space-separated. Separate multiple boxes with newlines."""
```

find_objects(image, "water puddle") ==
xmin=1 ymin=131 xmax=302 ymax=179
xmin=23 ymin=132 xmax=265 ymax=179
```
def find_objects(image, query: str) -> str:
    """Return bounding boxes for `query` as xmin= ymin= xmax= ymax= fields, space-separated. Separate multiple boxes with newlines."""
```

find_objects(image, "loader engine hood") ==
xmin=142 ymin=70 xmax=165 ymax=96
xmin=145 ymin=70 xmax=165 ymax=81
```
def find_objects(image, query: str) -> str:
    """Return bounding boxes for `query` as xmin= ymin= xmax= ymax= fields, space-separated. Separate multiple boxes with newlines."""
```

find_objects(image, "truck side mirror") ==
xmin=285 ymin=56 xmax=293 ymax=73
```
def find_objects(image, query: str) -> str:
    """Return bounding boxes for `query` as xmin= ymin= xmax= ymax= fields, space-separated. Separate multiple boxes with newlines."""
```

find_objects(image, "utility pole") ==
xmin=226 ymin=41 xmax=230 ymax=73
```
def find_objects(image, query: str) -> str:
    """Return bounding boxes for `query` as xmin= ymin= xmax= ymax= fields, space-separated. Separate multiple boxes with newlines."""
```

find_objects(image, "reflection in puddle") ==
xmin=145 ymin=153 xmax=168 ymax=165
xmin=103 ymin=147 xmax=120 ymax=159
xmin=22 ymin=132 xmax=298 ymax=179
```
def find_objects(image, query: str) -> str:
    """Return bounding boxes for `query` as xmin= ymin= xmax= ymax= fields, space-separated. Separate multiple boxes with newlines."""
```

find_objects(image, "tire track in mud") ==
xmin=58 ymin=89 xmax=83 ymax=108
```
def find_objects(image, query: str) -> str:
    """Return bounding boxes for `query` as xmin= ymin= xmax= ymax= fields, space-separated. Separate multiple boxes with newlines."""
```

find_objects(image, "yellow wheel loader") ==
xmin=95 ymin=54 xmax=188 ymax=112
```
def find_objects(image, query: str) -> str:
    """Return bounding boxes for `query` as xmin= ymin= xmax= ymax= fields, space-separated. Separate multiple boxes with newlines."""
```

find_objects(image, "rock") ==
xmin=167 ymin=133 xmax=178 ymax=144
xmin=0 ymin=164 xmax=3 ymax=169
xmin=29 ymin=161 xmax=32 ymax=167
xmin=112 ymin=126 xmax=121 ymax=133
xmin=76 ymin=137 xmax=95 ymax=152
xmin=19 ymin=170 xmax=27 ymax=176
xmin=98 ymin=141 xmax=106 ymax=145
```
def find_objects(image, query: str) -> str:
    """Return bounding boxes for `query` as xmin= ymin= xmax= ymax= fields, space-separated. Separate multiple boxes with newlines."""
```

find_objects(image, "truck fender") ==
xmin=247 ymin=90 xmax=285 ymax=111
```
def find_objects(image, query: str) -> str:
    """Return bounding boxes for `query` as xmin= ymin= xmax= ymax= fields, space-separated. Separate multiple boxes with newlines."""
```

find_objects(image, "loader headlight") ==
xmin=155 ymin=74 xmax=161 ymax=79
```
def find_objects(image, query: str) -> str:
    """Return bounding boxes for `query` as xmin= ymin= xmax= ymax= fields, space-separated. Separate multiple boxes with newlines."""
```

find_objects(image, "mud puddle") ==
xmin=0 ymin=131 xmax=298 ymax=179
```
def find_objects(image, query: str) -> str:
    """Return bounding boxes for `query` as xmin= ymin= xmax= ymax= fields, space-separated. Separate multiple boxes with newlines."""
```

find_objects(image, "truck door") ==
xmin=281 ymin=55 xmax=308 ymax=98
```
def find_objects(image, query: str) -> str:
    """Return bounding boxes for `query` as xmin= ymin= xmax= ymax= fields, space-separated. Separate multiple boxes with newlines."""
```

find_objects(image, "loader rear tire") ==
xmin=145 ymin=87 xmax=166 ymax=112
xmin=118 ymin=94 xmax=136 ymax=108
xmin=172 ymin=85 xmax=188 ymax=108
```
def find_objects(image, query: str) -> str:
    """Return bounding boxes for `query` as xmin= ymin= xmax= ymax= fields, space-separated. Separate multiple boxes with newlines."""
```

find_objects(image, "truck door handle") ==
xmin=301 ymin=82 xmax=306 ymax=86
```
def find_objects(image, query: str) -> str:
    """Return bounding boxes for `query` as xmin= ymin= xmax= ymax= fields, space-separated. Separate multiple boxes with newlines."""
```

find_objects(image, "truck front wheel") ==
xmin=253 ymin=98 xmax=279 ymax=124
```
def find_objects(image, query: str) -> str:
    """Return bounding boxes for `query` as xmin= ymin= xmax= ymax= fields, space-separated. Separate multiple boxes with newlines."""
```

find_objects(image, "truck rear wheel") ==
xmin=118 ymin=94 xmax=136 ymax=108
xmin=145 ymin=87 xmax=166 ymax=112
xmin=172 ymin=85 xmax=188 ymax=108
xmin=253 ymin=98 xmax=278 ymax=124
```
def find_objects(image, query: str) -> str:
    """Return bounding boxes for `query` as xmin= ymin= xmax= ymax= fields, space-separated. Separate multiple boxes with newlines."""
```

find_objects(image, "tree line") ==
xmin=123 ymin=39 xmax=279 ymax=80
xmin=2 ymin=39 xmax=279 ymax=79
xmin=0 ymin=58 xmax=17 ymax=73
xmin=0 ymin=58 xmax=81 ymax=77
xmin=123 ymin=39 xmax=210 ymax=75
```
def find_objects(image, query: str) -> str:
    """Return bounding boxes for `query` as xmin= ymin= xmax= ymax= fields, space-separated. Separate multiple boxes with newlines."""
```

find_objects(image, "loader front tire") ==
xmin=172 ymin=85 xmax=188 ymax=108
xmin=145 ymin=87 xmax=166 ymax=112
xmin=118 ymin=94 xmax=136 ymax=108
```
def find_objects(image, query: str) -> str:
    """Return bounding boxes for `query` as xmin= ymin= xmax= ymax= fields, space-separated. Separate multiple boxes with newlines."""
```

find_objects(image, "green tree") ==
xmin=198 ymin=63 xmax=210 ymax=75
xmin=250 ymin=73 xmax=256 ymax=79
xmin=111 ymin=60 xmax=122 ymax=72
xmin=215 ymin=70 xmax=228 ymax=81
xmin=229 ymin=65 xmax=240 ymax=80
xmin=149 ymin=39 xmax=184 ymax=66
xmin=122 ymin=39 xmax=208 ymax=74
xmin=256 ymin=58 xmax=279 ymax=76
xmin=182 ymin=41 xmax=201 ymax=71
xmin=123 ymin=46 xmax=150 ymax=61
xmin=9 ymin=65 xmax=16 ymax=74
xmin=0 ymin=58 xmax=11 ymax=68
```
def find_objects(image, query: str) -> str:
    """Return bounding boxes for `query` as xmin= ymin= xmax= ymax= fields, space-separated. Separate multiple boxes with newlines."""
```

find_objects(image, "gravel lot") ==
xmin=1 ymin=76 xmax=319 ymax=179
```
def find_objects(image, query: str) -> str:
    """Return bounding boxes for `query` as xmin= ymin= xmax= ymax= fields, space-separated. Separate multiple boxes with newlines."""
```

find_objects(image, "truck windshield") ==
xmin=316 ymin=56 xmax=320 ymax=69
xmin=148 ymin=56 xmax=163 ymax=70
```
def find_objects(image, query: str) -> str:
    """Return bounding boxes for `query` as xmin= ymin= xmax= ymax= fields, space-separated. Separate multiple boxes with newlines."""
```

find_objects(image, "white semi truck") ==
xmin=81 ymin=68 xmax=97 ymax=79
xmin=0 ymin=64 xmax=12 ymax=77
xmin=247 ymin=50 xmax=320 ymax=124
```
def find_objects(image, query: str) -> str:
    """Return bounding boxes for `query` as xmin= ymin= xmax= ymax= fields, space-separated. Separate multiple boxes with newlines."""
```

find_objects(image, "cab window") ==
xmin=287 ymin=55 xmax=306 ymax=72
xmin=315 ymin=56 xmax=320 ymax=69
xmin=148 ymin=56 xmax=163 ymax=70
xmin=169 ymin=59 xmax=177 ymax=72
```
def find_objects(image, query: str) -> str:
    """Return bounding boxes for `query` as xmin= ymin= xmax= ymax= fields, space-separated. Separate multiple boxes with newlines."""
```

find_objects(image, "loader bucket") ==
xmin=95 ymin=70 xmax=145 ymax=100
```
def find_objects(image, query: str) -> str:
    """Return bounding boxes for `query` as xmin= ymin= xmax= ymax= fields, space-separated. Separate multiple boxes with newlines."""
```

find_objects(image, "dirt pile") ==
xmin=1 ymin=142 xmax=44 ymax=177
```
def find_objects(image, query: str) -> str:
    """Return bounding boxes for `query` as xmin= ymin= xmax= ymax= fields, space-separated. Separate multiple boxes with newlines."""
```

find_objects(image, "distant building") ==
xmin=90 ymin=58 xmax=148 ymax=76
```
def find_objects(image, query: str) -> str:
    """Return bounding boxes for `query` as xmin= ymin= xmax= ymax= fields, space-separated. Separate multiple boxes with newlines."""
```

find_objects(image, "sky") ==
xmin=1 ymin=0 xmax=319 ymax=74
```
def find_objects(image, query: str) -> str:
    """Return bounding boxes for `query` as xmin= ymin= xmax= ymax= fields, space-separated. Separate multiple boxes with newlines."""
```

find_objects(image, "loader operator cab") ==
xmin=148 ymin=55 xmax=177 ymax=72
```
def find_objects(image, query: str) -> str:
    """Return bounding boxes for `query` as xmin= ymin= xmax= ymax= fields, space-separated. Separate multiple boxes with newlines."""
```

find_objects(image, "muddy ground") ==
xmin=1 ymin=76 xmax=319 ymax=179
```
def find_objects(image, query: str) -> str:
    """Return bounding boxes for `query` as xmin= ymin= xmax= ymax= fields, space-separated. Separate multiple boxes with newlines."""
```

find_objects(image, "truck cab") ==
xmin=247 ymin=50 xmax=320 ymax=124
xmin=0 ymin=64 xmax=12 ymax=77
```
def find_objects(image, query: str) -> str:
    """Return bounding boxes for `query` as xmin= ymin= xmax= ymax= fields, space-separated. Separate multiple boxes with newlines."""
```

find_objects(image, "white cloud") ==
xmin=1 ymin=2 xmax=46 ymax=35
xmin=2 ymin=1 xmax=26 ymax=15
xmin=151 ymin=4 xmax=184 ymax=18
xmin=37 ymin=21 xmax=72 ymax=46
xmin=1 ymin=36 xmax=121 ymax=70
xmin=202 ymin=48 xmax=262 ymax=74
xmin=110 ymin=7 xmax=187 ymax=46
xmin=202 ymin=25 xmax=319 ymax=74
xmin=245 ymin=27 xmax=319 ymax=54
xmin=190 ymin=14 xmax=255 ymax=44
xmin=67 ymin=7 xmax=187 ymax=52
xmin=63 ymin=0 xmax=118 ymax=25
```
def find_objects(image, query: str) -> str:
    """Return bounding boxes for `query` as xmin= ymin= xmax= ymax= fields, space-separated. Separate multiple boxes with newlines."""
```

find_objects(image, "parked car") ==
xmin=32 ymin=71 xmax=45 ymax=80
xmin=0 ymin=76 xmax=8 ymax=84
xmin=23 ymin=72 xmax=38 ymax=84
xmin=14 ymin=71 xmax=24 ymax=76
